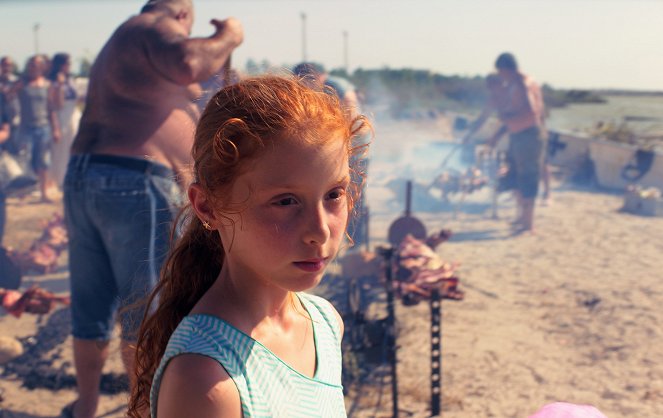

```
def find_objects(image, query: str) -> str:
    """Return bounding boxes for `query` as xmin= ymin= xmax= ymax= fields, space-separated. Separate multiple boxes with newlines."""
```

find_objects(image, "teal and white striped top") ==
xmin=150 ymin=293 xmax=346 ymax=417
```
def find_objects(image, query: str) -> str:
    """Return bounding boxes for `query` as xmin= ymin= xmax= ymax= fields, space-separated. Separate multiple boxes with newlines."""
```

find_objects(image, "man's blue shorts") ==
xmin=64 ymin=154 xmax=183 ymax=341
xmin=509 ymin=126 xmax=546 ymax=199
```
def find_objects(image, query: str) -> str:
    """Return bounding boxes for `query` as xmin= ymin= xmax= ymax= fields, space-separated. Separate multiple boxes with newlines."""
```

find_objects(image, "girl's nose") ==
xmin=303 ymin=203 xmax=331 ymax=245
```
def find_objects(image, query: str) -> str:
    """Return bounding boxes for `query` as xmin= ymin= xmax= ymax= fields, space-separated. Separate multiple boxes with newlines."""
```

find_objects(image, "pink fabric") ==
xmin=528 ymin=402 xmax=608 ymax=418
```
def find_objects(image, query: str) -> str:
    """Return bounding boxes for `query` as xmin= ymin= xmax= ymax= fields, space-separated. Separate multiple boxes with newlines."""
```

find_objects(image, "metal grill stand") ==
xmin=430 ymin=289 xmax=442 ymax=416
xmin=377 ymin=245 xmax=399 ymax=418
xmin=375 ymin=179 xmax=459 ymax=417
xmin=377 ymin=249 xmax=446 ymax=418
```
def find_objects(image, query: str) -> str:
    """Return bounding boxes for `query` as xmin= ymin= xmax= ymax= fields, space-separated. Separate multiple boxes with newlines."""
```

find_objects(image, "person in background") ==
xmin=0 ymin=56 xmax=18 ymax=92
xmin=0 ymin=56 xmax=20 ymax=153
xmin=11 ymin=54 xmax=60 ymax=203
xmin=464 ymin=52 xmax=547 ymax=234
xmin=492 ymin=52 xmax=547 ymax=233
xmin=128 ymin=75 xmax=370 ymax=418
xmin=61 ymin=1 xmax=243 ymax=417
xmin=0 ymin=92 xmax=11 ymax=245
xmin=292 ymin=62 xmax=361 ymax=117
xmin=48 ymin=52 xmax=82 ymax=188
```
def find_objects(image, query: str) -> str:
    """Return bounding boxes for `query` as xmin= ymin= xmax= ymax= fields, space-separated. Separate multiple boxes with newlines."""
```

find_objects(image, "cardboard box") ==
xmin=640 ymin=197 xmax=663 ymax=217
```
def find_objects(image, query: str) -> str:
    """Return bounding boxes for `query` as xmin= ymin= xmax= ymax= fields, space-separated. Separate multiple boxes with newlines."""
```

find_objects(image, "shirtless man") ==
xmin=62 ymin=1 xmax=242 ymax=417
xmin=465 ymin=53 xmax=546 ymax=234
xmin=493 ymin=53 xmax=546 ymax=234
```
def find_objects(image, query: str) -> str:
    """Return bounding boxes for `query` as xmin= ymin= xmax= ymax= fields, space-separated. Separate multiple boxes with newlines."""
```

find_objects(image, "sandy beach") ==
xmin=2 ymin=116 xmax=663 ymax=417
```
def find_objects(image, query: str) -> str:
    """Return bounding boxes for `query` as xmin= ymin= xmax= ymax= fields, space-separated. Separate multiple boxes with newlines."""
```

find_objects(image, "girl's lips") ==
xmin=293 ymin=259 xmax=326 ymax=272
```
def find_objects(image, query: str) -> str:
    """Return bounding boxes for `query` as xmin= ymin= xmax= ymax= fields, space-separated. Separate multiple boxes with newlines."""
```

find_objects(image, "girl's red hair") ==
xmin=128 ymin=75 xmax=370 ymax=417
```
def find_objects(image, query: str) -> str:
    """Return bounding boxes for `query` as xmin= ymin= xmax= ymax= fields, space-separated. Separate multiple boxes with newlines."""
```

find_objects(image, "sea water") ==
xmin=548 ymin=95 xmax=663 ymax=137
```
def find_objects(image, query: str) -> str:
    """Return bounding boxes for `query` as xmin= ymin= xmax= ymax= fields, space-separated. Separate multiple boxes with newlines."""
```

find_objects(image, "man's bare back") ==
xmin=61 ymin=3 xmax=242 ymax=418
xmin=72 ymin=3 xmax=242 ymax=186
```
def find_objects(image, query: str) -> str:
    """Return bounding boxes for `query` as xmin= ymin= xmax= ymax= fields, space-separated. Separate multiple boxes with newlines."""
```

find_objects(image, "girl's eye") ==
xmin=273 ymin=197 xmax=298 ymax=206
xmin=327 ymin=187 xmax=347 ymax=201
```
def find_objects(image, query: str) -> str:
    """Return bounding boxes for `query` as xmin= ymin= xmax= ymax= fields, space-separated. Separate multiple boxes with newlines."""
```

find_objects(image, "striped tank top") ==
xmin=150 ymin=293 xmax=346 ymax=417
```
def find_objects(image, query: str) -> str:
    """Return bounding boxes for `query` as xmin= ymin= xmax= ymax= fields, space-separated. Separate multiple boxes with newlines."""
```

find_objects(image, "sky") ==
xmin=2 ymin=0 xmax=663 ymax=91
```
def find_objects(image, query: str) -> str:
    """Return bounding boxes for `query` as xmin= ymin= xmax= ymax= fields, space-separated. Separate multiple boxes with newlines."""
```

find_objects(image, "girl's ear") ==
xmin=188 ymin=183 xmax=218 ymax=228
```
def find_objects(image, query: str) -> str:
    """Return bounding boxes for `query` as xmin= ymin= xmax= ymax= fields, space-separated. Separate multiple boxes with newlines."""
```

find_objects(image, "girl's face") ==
xmin=216 ymin=135 xmax=350 ymax=292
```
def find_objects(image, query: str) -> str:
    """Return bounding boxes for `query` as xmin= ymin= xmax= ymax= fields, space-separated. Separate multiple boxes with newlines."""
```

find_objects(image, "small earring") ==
xmin=202 ymin=220 xmax=213 ymax=231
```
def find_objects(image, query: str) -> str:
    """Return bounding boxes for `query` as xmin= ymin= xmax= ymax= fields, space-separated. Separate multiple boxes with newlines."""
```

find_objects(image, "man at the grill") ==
xmin=464 ymin=52 xmax=547 ymax=234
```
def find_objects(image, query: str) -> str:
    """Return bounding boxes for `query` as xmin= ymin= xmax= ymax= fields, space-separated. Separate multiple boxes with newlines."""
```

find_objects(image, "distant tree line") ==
xmin=328 ymin=67 xmax=607 ymax=116
xmin=72 ymin=58 xmax=609 ymax=115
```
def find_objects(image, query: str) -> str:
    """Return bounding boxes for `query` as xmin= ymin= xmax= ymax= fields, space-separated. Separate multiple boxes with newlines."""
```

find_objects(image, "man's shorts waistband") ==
xmin=510 ymin=125 xmax=546 ymax=141
xmin=71 ymin=154 xmax=174 ymax=178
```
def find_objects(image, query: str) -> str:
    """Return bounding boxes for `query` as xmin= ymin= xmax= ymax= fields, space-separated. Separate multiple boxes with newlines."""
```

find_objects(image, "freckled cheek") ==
xmin=331 ymin=211 xmax=349 ymax=238
xmin=249 ymin=213 xmax=294 ymax=240
xmin=233 ymin=217 xmax=292 ymax=261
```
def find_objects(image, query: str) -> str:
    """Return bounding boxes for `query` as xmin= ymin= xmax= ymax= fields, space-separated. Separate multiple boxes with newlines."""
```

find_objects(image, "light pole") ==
xmin=343 ymin=30 xmax=349 ymax=73
xmin=300 ymin=12 xmax=307 ymax=62
xmin=33 ymin=23 xmax=40 ymax=54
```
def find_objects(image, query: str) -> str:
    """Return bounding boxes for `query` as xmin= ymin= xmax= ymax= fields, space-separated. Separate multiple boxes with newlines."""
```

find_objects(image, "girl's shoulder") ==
xmin=151 ymin=315 xmax=244 ymax=418
xmin=298 ymin=292 xmax=336 ymax=319
xmin=155 ymin=352 xmax=242 ymax=418
xmin=298 ymin=292 xmax=344 ymax=343
xmin=165 ymin=314 xmax=244 ymax=352
xmin=297 ymin=291 xmax=329 ymax=306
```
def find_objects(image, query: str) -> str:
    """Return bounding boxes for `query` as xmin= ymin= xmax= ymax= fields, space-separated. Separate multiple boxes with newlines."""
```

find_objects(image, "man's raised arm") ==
xmin=145 ymin=16 xmax=243 ymax=86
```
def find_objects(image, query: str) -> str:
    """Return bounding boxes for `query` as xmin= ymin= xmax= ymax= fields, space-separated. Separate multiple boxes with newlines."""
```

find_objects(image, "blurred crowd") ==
xmin=0 ymin=53 xmax=84 ymax=246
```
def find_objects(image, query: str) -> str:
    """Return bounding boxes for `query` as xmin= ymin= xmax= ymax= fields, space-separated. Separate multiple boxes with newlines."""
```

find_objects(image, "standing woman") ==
xmin=48 ymin=53 xmax=81 ymax=188
xmin=12 ymin=55 xmax=60 ymax=202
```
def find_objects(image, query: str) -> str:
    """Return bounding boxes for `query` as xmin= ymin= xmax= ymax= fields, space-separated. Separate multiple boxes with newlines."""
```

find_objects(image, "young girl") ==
xmin=128 ymin=75 xmax=370 ymax=418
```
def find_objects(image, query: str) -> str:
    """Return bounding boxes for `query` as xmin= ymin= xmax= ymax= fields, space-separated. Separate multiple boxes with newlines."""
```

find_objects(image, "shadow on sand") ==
xmin=1 ymin=308 xmax=128 ymax=394
xmin=0 ymin=410 xmax=54 ymax=418
xmin=0 ymin=403 xmax=126 ymax=418
xmin=448 ymin=228 xmax=506 ymax=242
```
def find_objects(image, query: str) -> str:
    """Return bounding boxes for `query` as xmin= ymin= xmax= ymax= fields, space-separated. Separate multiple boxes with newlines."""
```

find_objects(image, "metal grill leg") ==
xmin=387 ymin=253 xmax=398 ymax=418
xmin=430 ymin=289 xmax=442 ymax=416
xmin=378 ymin=246 xmax=398 ymax=418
